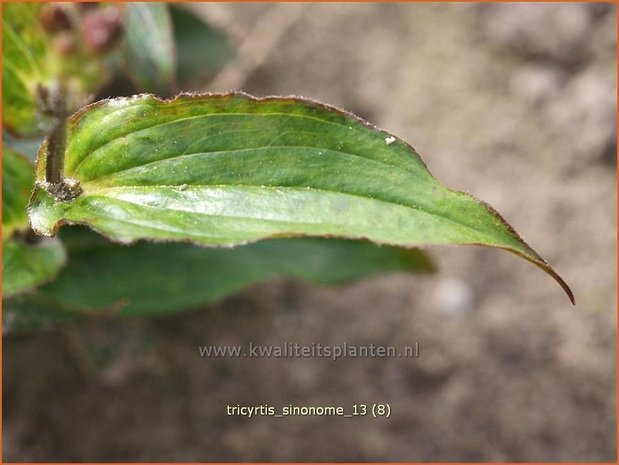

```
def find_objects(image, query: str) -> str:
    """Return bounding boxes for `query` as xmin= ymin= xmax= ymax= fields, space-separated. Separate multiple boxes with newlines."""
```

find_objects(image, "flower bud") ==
xmin=39 ymin=3 xmax=72 ymax=34
xmin=80 ymin=6 xmax=123 ymax=54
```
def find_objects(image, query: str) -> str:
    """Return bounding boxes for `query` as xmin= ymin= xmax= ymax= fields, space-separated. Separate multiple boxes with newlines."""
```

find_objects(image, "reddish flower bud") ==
xmin=76 ymin=2 xmax=100 ymax=11
xmin=39 ymin=3 xmax=72 ymax=34
xmin=80 ymin=6 xmax=123 ymax=54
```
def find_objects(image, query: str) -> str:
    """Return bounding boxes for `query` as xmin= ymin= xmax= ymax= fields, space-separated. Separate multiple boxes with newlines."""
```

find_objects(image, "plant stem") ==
xmin=46 ymin=107 xmax=67 ymax=184
xmin=36 ymin=81 xmax=81 ymax=201
xmin=38 ymin=81 xmax=68 ymax=184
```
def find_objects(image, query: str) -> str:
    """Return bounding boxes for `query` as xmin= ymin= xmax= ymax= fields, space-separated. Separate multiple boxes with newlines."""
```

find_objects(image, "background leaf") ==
xmin=28 ymin=93 xmax=573 ymax=302
xmin=2 ymin=237 xmax=66 ymax=298
xmin=122 ymin=3 xmax=176 ymax=95
xmin=170 ymin=6 xmax=234 ymax=87
xmin=3 ymin=148 xmax=66 ymax=297
xmin=3 ymin=148 xmax=35 ymax=235
xmin=2 ymin=227 xmax=434 ymax=328
xmin=2 ymin=3 xmax=52 ymax=135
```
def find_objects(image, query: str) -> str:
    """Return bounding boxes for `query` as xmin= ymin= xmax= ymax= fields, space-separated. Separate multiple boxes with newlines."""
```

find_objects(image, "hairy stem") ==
xmin=45 ymin=111 xmax=67 ymax=184
xmin=36 ymin=81 xmax=81 ymax=201
xmin=37 ymin=81 xmax=68 ymax=183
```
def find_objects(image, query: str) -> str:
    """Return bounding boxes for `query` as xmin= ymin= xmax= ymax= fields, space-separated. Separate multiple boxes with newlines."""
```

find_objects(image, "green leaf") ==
xmin=3 ymin=148 xmax=35 ymax=235
xmin=170 ymin=6 xmax=234 ymax=86
xmin=2 ymin=237 xmax=66 ymax=298
xmin=3 ymin=148 xmax=66 ymax=297
xmin=28 ymin=93 xmax=574 ymax=303
xmin=23 ymin=228 xmax=433 ymax=318
xmin=2 ymin=227 xmax=434 ymax=330
xmin=122 ymin=3 xmax=175 ymax=94
xmin=2 ymin=3 xmax=52 ymax=135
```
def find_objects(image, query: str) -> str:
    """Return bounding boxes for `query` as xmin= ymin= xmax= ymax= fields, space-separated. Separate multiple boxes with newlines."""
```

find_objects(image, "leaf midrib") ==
xmin=78 ymin=184 xmax=506 ymax=247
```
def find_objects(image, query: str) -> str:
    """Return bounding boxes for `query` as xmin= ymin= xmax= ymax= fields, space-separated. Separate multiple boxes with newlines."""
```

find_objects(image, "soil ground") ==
xmin=3 ymin=3 xmax=616 ymax=461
